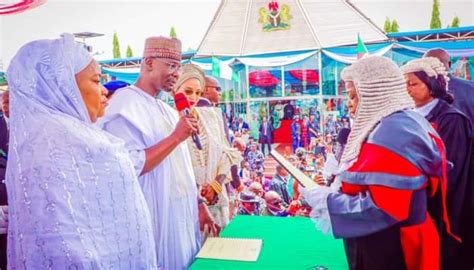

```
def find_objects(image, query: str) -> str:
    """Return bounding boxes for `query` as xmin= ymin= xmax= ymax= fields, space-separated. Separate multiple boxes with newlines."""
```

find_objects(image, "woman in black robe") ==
xmin=403 ymin=57 xmax=473 ymax=270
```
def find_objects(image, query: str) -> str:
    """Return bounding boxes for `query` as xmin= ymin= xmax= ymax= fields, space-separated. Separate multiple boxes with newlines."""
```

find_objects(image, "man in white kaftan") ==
xmin=99 ymin=36 xmax=202 ymax=270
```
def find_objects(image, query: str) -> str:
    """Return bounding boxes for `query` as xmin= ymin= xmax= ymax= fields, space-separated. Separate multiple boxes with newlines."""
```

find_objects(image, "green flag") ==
xmin=212 ymin=56 xmax=220 ymax=77
xmin=231 ymin=69 xmax=239 ymax=82
xmin=357 ymin=33 xmax=369 ymax=59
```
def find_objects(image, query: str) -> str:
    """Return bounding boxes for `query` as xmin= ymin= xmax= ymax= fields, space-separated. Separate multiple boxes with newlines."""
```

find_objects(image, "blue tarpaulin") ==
xmin=102 ymin=68 xmax=139 ymax=84
xmin=101 ymin=40 xmax=474 ymax=83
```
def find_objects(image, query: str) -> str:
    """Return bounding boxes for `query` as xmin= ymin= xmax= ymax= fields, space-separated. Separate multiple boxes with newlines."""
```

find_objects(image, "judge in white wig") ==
xmin=5 ymin=34 xmax=157 ymax=269
xmin=402 ymin=57 xmax=473 ymax=270
xmin=304 ymin=56 xmax=451 ymax=270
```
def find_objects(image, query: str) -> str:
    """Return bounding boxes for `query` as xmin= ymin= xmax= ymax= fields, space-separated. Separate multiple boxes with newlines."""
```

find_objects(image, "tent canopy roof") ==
xmin=196 ymin=0 xmax=387 ymax=57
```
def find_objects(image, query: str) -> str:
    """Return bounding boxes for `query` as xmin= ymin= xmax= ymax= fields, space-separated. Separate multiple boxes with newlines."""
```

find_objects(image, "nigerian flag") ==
xmin=357 ymin=33 xmax=369 ymax=59
xmin=211 ymin=56 xmax=220 ymax=77
xmin=231 ymin=68 xmax=240 ymax=82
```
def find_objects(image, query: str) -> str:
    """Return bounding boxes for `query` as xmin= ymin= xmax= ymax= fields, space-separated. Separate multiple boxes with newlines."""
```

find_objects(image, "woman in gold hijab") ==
xmin=174 ymin=64 xmax=242 ymax=237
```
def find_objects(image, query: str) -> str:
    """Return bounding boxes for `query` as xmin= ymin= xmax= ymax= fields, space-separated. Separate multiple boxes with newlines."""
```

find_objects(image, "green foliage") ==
xmin=112 ymin=32 xmax=121 ymax=59
xmin=430 ymin=0 xmax=442 ymax=29
xmin=384 ymin=17 xmax=392 ymax=32
xmin=391 ymin=19 xmax=400 ymax=33
xmin=170 ymin=27 xmax=177 ymax=38
xmin=451 ymin=16 xmax=460 ymax=27
xmin=126 ymin=45 xmax=133 ymax=57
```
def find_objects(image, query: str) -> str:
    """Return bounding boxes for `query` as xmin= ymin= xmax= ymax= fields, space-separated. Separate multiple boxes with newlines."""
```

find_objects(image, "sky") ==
xmin=1 ymin=0 xmax=473 ymax=70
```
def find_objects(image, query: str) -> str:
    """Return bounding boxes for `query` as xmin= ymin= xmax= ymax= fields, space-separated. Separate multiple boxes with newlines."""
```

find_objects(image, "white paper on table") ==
xmin=196 ymin=237 xmax=263 ymax=262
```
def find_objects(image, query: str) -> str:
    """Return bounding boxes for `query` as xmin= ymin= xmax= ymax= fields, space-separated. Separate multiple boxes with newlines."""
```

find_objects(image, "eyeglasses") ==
xmin=207 ymin=86 xmax=222 ymax=92
xmin=150 ymin=57 xmax=181 ymax=73
xmin=272 ymin=200 xmax=283 ymax=206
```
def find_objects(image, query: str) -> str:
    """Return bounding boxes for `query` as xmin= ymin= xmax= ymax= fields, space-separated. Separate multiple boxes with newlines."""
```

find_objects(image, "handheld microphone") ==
xmin=174 ymin=93 xmax=202 ymax=150
xmin=335 ymin=128 xmax=350 ymax=162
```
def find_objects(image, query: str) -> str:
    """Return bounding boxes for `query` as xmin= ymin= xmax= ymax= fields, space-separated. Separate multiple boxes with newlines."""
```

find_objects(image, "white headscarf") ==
xmin=340 ymin=56 xmax=414 ymax=163
xmin=6 ymin=34 xmax=157 ymax=268
xmin=7 ymin=33 xmax=92 ymax=123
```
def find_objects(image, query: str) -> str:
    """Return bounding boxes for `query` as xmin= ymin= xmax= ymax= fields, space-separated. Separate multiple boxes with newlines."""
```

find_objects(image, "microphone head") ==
xmin=337 ymin=128 xmax=351 ymax=145
xmin=174 ymin=92 xmax=190 ymax=112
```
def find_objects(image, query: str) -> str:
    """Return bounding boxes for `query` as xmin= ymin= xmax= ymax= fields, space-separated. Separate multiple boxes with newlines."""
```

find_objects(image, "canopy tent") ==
xmin=319 ymin=39 xmax=474 ymax=64
xmin=387 ymin=26 xmax=474 ymax=42
xmin=102 ymin=67 xmax=139 ymax=84
xmin=190 ymin=50 xmax=317 ymax=68
xmin=394 ymin=40 xmax=474 ymax=58
xmin=195 ymin=0 xmax=387 ymax=57
xmin=98 ymin=50 xmax=196 ymax=69
xmin=101 ymin=38 xmax=474 ymax=83
xmin=232 ymin=50 xmax=317 ymax=67
xmin=289 ymin=69 xmax=319 ymax=84
xmin=249 ymin=70 xmax=279 ymax=87
xmin=322 ymin=43 xmax=393 ymax=64
xmin=0 ymin=0 xmax=46 ymax=15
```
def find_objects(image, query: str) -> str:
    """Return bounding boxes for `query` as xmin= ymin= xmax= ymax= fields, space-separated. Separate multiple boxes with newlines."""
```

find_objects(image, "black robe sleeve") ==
xmin=437 ymin=113 xmax=471 ymax=201
xmin=436 ymin=111 xmax=473 ymax=260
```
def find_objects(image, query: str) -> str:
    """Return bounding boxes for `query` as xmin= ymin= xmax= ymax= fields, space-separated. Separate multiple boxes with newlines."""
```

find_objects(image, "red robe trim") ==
xmin=341 ymin=142 xmax=441 ymax=270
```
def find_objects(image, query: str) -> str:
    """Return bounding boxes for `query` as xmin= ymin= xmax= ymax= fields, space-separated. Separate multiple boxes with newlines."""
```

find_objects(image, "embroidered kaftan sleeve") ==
xmin=102 ymin=116 xmax=146 ymax=176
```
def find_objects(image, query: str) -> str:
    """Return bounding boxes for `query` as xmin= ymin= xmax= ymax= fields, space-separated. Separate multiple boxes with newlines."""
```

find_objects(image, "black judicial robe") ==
xmin=426 ymin=99 xmax=474 ymax=270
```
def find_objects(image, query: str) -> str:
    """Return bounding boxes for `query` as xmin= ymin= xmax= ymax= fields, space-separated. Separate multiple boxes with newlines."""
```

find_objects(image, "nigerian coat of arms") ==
xmin=258 ymin=1 xmax=293 ymax=32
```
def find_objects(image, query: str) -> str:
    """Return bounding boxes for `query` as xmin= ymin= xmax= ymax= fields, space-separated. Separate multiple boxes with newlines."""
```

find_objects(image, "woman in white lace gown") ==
xmin=173 ymin=64 xmax=242 ymax=234
xmin=5 ymin=34 xmax=156 ymax=269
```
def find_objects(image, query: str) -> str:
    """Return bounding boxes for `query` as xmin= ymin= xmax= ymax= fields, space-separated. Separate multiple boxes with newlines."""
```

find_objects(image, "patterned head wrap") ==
xmin=173 ymin=64 xmax=205 ymax=95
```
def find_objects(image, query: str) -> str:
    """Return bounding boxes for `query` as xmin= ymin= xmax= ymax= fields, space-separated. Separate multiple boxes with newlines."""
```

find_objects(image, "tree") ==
xmin=126 ymin=45 xmax=133 ymax=57
xmin=170 ymin=27 xmax=177 ymax=38
xmin=451 ymin=16 xmax=460 ymax=27
xmin=430 ymin=0 xmax=442 ymax=29
xmin=112 ymin=32 xmax=121 ymax=59
xmin=391 ymin=19 xmax=400 ymax=33
xmin=384 ymin=17 xmax=392 ymax=32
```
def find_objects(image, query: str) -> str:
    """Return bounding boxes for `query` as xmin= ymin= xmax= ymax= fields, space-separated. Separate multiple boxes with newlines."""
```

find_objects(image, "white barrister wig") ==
xmin=340 ymin=56 xmax=414 ymax=163
xmin=401 ymin=57 xmax=450 ymax=84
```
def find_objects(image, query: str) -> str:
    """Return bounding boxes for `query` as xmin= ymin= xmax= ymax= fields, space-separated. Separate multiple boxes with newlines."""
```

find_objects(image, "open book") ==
xmin=196 ymin=237 xmax=262 ymax=262
xmin=270 ymin=149 xmax=317 ymax=189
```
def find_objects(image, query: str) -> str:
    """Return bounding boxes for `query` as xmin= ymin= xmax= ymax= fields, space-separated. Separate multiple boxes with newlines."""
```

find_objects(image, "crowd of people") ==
xmin=215 ymin=49 xmax=474 ymax=270
xmin=229 ymin=127 xmax=344 ymax=219
xmin=0 ymin=32 xmax=472 ymax=270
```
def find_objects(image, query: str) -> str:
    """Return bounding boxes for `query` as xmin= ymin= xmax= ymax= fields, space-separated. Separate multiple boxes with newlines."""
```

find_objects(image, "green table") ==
xmin=190 ymin=215 xmax=348 ymax=270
